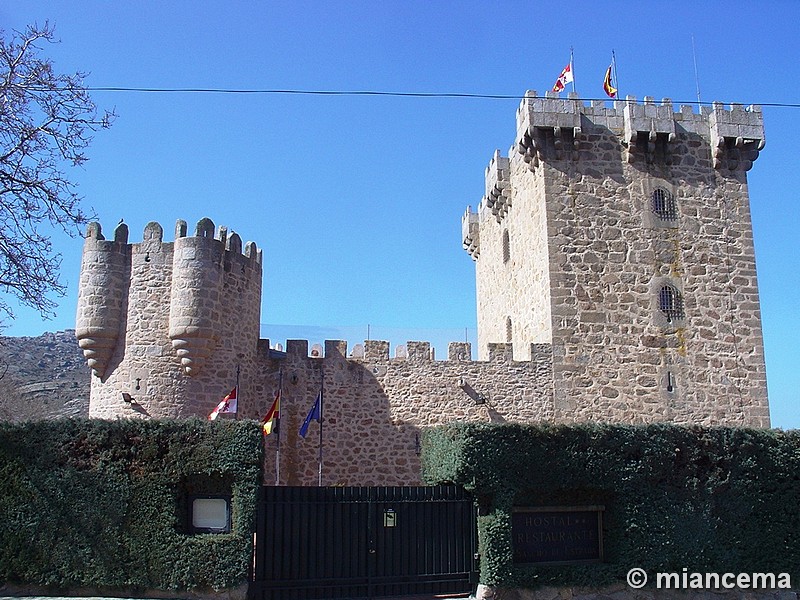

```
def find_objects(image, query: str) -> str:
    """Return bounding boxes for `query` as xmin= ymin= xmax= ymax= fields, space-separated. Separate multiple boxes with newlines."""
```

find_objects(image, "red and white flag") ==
xmin=552 ymin=62 xmax=573 ymax=93
xmin=208 ymin=387 xmax=238 ymax=420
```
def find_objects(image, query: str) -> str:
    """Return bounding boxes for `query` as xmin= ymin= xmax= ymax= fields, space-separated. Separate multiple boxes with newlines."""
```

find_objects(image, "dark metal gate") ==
xmin=250 ymin=485 xmax=478 ymax=600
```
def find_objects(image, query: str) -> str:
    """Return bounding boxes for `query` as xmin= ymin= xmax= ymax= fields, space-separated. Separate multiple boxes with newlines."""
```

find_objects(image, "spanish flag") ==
xmin=603 ymin=64 xmax=617 ymax=99
xmin=261 ymin=390 xmax=280 ymax=436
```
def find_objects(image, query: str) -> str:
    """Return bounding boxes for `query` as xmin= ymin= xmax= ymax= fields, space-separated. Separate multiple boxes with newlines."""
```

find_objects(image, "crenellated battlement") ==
xmin=83 ymin=218 xmax=263 ymax=265
xmin=515 ymin=90 xmax=583 ymax=167
xmin=257 ymin=338 xmax=552 ymax=364
xmin=461 ymin=149 xmax=513 ymax=259
xmin=514 ymin=90 xmax=765 ymax=169
xmin=707 ymin=101 xmax=766 ymax=170
xmin=461 ymin=206 xmax=480 ymax=259
xmin=484 ymin=150 xmax=511 ymax=222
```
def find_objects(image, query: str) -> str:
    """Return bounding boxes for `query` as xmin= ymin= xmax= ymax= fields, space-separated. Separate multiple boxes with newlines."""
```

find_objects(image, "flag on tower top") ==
xmin=603 ymin=64 xmax=617 ymax=98
xmin=552 ymin=62 xmax=574 ymax=93
xmin=208 ymin=387 xmax=238 ymax=420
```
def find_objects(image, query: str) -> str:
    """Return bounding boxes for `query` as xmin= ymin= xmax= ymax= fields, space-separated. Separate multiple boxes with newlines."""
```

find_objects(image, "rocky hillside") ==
xmin=0 ymin=330 xmax=90 ymax=421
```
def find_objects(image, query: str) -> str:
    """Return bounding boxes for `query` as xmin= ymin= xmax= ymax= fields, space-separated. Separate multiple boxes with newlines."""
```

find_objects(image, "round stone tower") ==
xmin=77 ymin=218 xmax=263 ymax=419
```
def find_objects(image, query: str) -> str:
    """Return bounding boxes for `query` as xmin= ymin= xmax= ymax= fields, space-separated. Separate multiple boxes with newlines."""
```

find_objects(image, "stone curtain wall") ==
xmin=78 ymin=213 xmax=556 ymax=485
xmin=250 ymin=340 xmax=555 ymax=487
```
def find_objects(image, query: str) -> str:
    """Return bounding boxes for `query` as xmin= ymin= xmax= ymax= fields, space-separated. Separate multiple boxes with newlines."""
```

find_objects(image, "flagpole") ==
xmin=275 ymin=370 xmax=282 ymax=486
xmin=691 ymin=34 xmax=702 ymax=105
xmin=318 ymin=366 xmax=324 ymax=486
xmin=570 ymin=46 xmax=576 ymax=94
xmin=235 ymin=365 xmax=240 ymax=420
xmin=612 ymin=50 xmax=620 ymax=100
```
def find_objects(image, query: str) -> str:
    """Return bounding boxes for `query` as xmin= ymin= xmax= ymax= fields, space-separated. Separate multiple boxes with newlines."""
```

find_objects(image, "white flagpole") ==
xmin=691 ymin=35 xmax=702 ymax=105
xmin=612 ymin=50 xmax=620 ymax=99
xmin=570 ymin=47 xmax=576 ymax=94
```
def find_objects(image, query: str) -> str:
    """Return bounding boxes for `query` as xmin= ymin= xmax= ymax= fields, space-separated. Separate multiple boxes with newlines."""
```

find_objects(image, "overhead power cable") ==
xmin=88 ymin=87 xmax=521 ymax=99
xmin=83 ymin=86 xmax=800 ymax=109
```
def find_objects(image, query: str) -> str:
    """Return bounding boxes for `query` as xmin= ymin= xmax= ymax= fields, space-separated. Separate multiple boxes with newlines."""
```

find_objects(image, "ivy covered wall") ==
xmin=421 ymin=423 xmax=800 ymax=590
xmin=0 ymin=418 xmax=263 ymax=595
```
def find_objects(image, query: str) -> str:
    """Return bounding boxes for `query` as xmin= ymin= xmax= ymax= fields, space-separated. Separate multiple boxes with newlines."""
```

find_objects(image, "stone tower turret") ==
xmin=463 ymin=92 xmax=770 ymax=427
xmin=76 ymin=221 xmax=130 ymax=378
xmin=77 ymin=218 xmax=263 ymax=419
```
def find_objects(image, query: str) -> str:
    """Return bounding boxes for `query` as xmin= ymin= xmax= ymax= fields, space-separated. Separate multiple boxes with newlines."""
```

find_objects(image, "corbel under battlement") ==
xmin=461 ymin=206 xmax=480 ymax=260
xmin=708 ymin=101 xmax=765 ymax=171
xmin=623 ymin=96 xmax=676 ymax=163
xmin=516 ymin=90 xmax=583 ymax=168
xmin=510 ymin=90 xmax=764 ymax=170
xmin=484 ymin=150 xmax=511 ymax=222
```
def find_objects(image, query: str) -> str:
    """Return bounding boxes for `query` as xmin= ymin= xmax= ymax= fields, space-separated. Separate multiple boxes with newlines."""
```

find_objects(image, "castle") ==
xmin=76 ymin=91 xmax=770 ymax=486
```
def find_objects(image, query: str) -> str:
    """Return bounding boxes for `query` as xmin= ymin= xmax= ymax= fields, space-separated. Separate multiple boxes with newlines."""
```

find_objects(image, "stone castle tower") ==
xmin=75 ymin=91 xmax=771 ymax=484
xmin=462 ymin=91 xmax=769 ymax=425
xmin=76 ymin=218 xmax=262 ymax=418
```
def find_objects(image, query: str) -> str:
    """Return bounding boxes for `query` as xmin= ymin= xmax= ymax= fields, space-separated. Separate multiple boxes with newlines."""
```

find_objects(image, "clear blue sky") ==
xmin=2 ymin=1 xmax=797 ymax=428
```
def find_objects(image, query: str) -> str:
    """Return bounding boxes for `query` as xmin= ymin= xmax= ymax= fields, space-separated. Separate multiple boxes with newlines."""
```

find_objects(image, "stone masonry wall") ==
xmin=78 ymin=218 xmax=555 ymax=486
xmin=538 ymin=100 xmax=769 ymax=426
xmin=243 ymin=340 xmax=554 ymax=487
xmin=474 ymin=150 xmax=553 ymax=361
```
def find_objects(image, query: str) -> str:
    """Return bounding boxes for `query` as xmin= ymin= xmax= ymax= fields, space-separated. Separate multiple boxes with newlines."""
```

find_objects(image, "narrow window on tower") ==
xmin=506 ymin=317 xmax=512 ymax=343
xmin=658 ymin=284 xmax=685 ymax=323
xmin=652 ymin=188 xmax=678 ymax=221
xmin=502 ymin=229 xmax=511 ymax=264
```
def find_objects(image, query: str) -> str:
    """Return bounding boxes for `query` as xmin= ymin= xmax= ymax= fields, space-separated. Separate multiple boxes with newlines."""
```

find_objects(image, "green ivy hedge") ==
xmin=421 ymin=422 xmax=800 ymax=589
xmin=0 ymin=418 xmax=263 ymax=593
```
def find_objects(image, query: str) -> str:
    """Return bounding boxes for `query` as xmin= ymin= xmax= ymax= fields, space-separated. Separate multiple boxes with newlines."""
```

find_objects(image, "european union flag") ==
xmin=299 ymin=392 xmax=322 ymax=438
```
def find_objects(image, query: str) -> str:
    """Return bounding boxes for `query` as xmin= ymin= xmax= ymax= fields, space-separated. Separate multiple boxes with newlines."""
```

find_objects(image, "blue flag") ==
xmin=299 ymin=392 xmax=322 ymax=438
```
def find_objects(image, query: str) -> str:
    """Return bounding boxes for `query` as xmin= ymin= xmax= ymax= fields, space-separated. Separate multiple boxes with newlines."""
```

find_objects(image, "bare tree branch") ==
xmin=0 ymin=22 xmax=114 ymax=324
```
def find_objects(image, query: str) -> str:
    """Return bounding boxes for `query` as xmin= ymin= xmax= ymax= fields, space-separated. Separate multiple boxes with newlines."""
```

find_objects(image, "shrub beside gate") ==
xmin=421 ymin=422 xmax=800 ymax=590
xmin=0 ymin=418 xmax=263 ymax=595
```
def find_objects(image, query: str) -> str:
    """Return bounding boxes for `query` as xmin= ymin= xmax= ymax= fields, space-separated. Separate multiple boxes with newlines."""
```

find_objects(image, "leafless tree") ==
xmin=0 ymin=22 xmax=114 ymax=323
